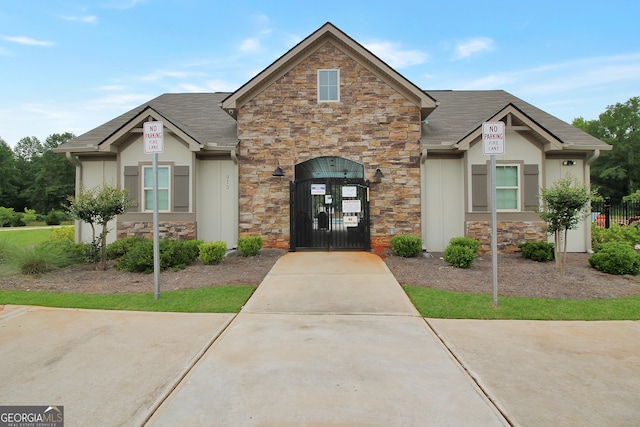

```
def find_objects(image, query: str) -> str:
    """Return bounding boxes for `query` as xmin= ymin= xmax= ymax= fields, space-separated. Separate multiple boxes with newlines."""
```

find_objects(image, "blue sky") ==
xmin=1 ymin=0 xmax=639 ymax=147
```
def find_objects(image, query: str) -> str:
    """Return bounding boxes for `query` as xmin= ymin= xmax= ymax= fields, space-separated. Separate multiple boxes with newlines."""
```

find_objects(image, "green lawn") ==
xmin=403 ymin=286 xmax=640 ymax=320
xmin=0 ymin=286 xmax=256 ymax=313
xmin=0 ymin=226 xmax=69 ymax=246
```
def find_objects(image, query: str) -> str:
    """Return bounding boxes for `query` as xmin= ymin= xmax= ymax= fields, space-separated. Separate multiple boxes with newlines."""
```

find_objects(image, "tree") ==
xmin=537 ymin=175 xmax=591 ymax=275
xmin=0 ymin=138 xmax=19 ymax=208
xmin=67 ymin=185 xmax=133 ymax=271
xmin=31 ymin=133 xmax=76 ymax=213
xmin=573 ymin=96 xmax=640 ymax=201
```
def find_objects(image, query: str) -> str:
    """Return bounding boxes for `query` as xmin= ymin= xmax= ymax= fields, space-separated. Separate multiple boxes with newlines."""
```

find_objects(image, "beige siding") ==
xmin=196 ymin=159 xmax=238 ymax=248
xmin=77 ymin=159 xmax=118 ymax=244
xmin=545 ymin=158 xmax=587 ymax=252
xmin=422 ymin=158 xmax=464 ymax=252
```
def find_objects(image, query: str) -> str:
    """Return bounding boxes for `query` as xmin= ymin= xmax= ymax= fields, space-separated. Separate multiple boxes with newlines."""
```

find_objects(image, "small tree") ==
xmin=537 ymin=175 xmax=591 ymax=274
xmin=67 ymin=185 xmax=133 ymax=271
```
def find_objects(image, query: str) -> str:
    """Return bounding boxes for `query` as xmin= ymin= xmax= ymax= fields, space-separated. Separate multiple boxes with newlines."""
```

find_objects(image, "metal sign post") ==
xmin=482 ymin=122 xmax=505 ymax=307
xmin=143 ymin=121 xmax=164 ymax=300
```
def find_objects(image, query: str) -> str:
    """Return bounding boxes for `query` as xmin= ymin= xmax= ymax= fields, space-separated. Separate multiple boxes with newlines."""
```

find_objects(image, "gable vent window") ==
xmin=318 ymin=69 xmax=339 ymax=102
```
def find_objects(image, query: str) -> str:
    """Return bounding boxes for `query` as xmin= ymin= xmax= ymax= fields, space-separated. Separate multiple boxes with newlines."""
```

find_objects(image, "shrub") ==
xmin=199 ymin=241 xmax=227 ymax=265
xmin=49 ymin=226 xmax=75 ymax=241
xmin=9 ymin=213 xmax=26 ymax=227
xmin=443 ymin=245 xmax=477 ymax=268
xmin=114 ymin=239 xmax=154 ymax=273
xmin=106 ymin=236 xmax=145 ymax=260
xmin=0 ymin=207 xmax=15 ymax=227
xmin=160 ymin=238 xmax=201 ymax=271
xmin=114 ymin=237 xmax=202 ymax=273
xmin=390 ymin=234 xmax=422 ymax=257
xmin=443 ymin=237 xmax=480 ymax=268
xmin=588 ymin=242 xmax=640 ymax=275
xmin=237 ymin=236 xmax=263 ymax=257
xmin=518 ymin=241 xmax=555 ymax=262
xmin=14 ymin=241 xmax=84 ymax=275
xmin=38 ymin=238 xmax=86 ymax=266
xmin=45 ymin=210 xmax=65 ymax=226
xmin=592 ymin=222 xmax=640 ymax=252
xmin=448 ymin=237 xmax=480 ymax=254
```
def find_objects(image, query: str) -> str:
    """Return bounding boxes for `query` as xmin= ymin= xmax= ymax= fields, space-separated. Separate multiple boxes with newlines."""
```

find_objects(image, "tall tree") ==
xmin=0 ymin=138 xmax=19 ymax=208
xmin=31 ymin=133 xmax=76 ymax=213
xmin=573 ymin=96 xmax=640 ymax=201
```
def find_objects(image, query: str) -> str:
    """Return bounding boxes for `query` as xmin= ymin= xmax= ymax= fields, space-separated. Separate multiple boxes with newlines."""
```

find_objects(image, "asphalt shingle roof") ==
xmin=57 ymin=89 xmax=609 ymax=153
xmin=422 ymin=90 xmax=609 ymax=149
xmin=57 ymin=92 xmax=237 ymax=152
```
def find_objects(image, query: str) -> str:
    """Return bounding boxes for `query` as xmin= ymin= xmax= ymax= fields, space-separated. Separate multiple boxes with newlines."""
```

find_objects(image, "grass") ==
xmin=0 ymin=286 xmax=256 ymax=313
xmin=403 ymin=286 xmax=640 ymax=320
xmin=0 ymin=227 xmax=58 ymax=246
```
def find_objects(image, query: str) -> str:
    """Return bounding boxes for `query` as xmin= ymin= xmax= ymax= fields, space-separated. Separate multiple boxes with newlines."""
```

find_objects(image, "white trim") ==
xmin=317 ymin=69 xmax=340 ymax=102
xmin=142 ymin=165 xmax=171 ymax=212
xmin=496 ymin=164 xmax=520 ymax=212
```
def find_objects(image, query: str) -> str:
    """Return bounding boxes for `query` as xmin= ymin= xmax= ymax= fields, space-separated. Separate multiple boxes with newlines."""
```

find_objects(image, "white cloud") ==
xmin=363 ymin=41 xmax=429 ymax=68
xmin=454 ymin=37 xmax=495 ymax=59
xmin=60 ymin=15 xmax=98 ymax=23
xmin=459 ymin=53 xmax=640 ymax=95
xmin=94 ymin=85 xmax=127 ymax=91
xmin=101 ymin=0 xmax=147 ymax=10
xmin=240 ymin=37 xmax=261 ymax=53
xmin=1 ymin=35 xmax=55 ymax=47
xmin=178 ymin=79 xmax=238 ymax=93
xmin=137 ymin=69 xmax=205 ymax=82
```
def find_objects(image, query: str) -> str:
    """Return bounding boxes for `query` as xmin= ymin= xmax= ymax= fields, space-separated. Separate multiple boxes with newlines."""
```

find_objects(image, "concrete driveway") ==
xmin=2 ymin=251 xmax=639 ymax=426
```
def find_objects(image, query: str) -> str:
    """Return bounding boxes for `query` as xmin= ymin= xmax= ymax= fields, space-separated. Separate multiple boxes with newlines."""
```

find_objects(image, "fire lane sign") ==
xmin=482 ymin=122 xmax=505 ymax=155
xmin=144 ymin=121 xmax=164 ymax=154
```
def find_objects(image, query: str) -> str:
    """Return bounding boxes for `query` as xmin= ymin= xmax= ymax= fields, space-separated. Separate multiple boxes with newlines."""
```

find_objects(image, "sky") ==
xmin=1 ymin=0 xmax=639 ymax=147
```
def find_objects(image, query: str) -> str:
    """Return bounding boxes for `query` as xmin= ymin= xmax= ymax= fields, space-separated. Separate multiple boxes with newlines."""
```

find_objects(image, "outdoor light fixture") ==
xmin=272 ymin=165 xmax=285 ymax=177
xmin=562 ymin=160 xmax=575 ymax=166
xmin=374 ymin=168 xmax=385 ymax=179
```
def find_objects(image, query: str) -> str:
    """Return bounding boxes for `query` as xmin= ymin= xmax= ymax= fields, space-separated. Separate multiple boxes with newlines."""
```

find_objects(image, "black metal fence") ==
xmin=591 ymin=199 xmax=640 ymax=228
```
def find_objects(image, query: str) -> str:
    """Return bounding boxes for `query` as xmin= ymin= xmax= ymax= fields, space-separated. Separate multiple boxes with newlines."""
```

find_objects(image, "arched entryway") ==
xmin=290 ymin=156 xmax=370 ymax=251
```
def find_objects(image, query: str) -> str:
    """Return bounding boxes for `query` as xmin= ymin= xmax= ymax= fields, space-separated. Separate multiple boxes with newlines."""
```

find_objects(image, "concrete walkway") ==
xmin=145 ymin=252 xmax=508 ymax=426
xmin=2 ymin=251 xmax=639 ymax=426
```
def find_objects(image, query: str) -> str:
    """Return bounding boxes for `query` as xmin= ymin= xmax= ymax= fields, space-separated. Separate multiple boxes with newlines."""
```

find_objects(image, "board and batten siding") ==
xmin=196 ymin=158 xmax=238 ymax=248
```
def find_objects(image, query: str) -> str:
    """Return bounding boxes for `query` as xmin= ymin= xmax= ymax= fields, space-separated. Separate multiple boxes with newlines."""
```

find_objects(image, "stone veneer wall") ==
xmin=117 ymin=221 xmax=196 ymax=241
xmin=466 ymin=221 xmax=548 ymax=254
xmin=237 ymin=42 xmax=422 ymax=251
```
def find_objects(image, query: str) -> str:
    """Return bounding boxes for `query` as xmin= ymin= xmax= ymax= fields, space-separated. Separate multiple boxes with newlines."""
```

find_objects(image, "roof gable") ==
xmin=421 ymin=90 xmax=611 ymax=152
xmin=56 ymin=93 xmax=237 ymax=154
xmin=221 ymin=22 xmax=437 ymax=119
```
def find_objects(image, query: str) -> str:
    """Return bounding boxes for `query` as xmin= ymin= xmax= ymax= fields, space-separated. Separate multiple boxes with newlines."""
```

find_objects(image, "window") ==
xmin=318 ymin=69 xmax=339 ymax=101
xmin=143 ymin=166 xmax=170 ymax=211
xmin=496 ymin=165 xmax=519 ymax=210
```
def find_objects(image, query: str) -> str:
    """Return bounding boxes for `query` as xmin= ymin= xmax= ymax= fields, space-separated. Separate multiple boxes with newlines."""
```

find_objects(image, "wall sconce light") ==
xmin=562 ymin=160 xmax=575 ymax=166
xmin=374 ymin=168 xmax=385 ymax=179
xmin=272 ymin=165 xmax=285 ymax=177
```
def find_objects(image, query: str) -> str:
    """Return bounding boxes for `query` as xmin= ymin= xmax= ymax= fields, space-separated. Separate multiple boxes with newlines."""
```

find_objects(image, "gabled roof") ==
xmin=421 ymin=90 xmax=611 ymax=152
xmin=55 ymin=93 xmax=237 ymax=154
xmin=221 ymin=22 xmax=438 ymax=120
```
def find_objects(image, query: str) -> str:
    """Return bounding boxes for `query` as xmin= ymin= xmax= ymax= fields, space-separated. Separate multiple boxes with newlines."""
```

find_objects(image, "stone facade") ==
xmin=117 ymin=221 xmax=197 ymax=241
xmin=466 ymin=221 xmax=548 ymax=254
xmin=237 ymin=42 xmax=422 ymax=251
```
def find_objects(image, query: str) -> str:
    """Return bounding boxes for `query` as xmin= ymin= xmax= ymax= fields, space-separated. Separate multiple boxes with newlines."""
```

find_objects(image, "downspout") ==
xmin=66 ymin=152 xmax=83 ymax=243
xmin=585 ymin=149 xmax=600 ymax=253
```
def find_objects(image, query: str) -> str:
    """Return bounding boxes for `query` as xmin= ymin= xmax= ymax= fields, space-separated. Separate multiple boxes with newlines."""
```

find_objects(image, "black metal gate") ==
xmin=290 ymin=178 xmax=370 ymax=251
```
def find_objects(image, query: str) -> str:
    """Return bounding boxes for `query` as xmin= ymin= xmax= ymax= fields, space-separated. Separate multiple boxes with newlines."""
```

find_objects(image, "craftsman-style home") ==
xmin=56 ymin=22 xmax=611 ymax=253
